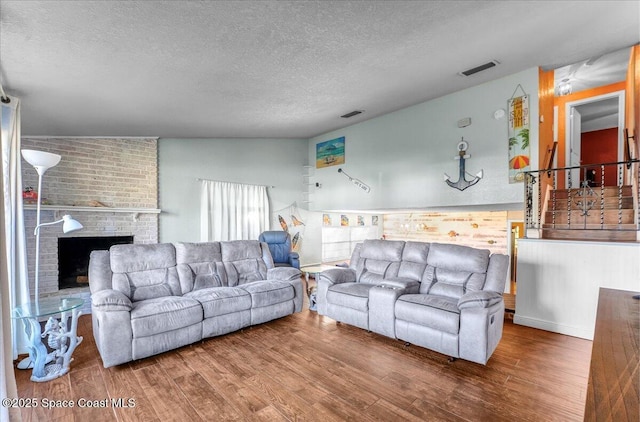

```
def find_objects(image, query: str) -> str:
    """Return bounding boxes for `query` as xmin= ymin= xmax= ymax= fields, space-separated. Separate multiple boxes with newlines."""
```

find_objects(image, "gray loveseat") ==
xmin=89 ymin=240 xmax=303 ymax=368
xmin=317 ymin=240 xmax=509 ymax=365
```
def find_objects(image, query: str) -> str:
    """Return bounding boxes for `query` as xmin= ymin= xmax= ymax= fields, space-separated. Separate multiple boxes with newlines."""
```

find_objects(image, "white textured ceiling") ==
xmin=1 ymin=0 xmax=638 ymax=138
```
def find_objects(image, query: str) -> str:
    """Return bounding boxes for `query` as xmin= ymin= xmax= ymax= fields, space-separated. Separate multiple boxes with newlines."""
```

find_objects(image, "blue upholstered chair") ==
xmin=258 ymin=231 xmax=300 ymax=269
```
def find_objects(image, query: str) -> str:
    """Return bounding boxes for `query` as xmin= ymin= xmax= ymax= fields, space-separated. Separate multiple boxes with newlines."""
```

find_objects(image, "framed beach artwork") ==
xmin=316 ymin=136 xmax=345 ymax=168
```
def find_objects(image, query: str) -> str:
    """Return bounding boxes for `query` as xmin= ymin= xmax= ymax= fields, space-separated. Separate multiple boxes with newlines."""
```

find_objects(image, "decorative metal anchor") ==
xmin=444 ymin=138 xmax=483 ymax=191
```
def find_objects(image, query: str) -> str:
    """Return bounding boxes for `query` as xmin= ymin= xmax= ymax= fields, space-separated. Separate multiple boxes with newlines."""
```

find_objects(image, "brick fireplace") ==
xmin=21 ymin=137 xmax=159 ymax=314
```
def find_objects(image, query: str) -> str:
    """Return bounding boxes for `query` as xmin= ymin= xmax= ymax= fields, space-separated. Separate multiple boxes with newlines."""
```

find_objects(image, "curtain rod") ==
xmin=196 ymin=178 xmax=275 ymax=188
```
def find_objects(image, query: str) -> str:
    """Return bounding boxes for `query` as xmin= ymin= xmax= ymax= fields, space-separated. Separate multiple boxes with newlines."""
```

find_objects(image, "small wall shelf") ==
xmin=24 ymin=205 xmax=161 ymax=221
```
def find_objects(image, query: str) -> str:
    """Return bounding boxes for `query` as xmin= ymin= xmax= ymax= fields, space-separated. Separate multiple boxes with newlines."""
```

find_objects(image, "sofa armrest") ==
xmin=457 ymin=290 xmax=502 ymax=310
xmin=91 ymin=289 xmax=132 ymax=312
xmin=90 ymin=289 xmax=134 ymax=368
xmin=289 ymin=252 xmax=300 ymax=269
xmin=380 ymin=277 xmax=420 ymax=292
xmin=267 ymin=267 xmax=301 ymax=282
xmin=319 ymin=268 xmax=356 ymax=285
xmin=316 ymin=268 xmax=356 ymax=316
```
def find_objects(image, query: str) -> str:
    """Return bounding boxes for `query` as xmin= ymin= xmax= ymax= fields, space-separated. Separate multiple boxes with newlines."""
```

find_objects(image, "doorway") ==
xmin=565 ymin=91 xmax=625 ymax=188
xmin=508 ymin=221 xmax=524 ymax=295
xmin=504 ymin=220 xmax=523 ymax=315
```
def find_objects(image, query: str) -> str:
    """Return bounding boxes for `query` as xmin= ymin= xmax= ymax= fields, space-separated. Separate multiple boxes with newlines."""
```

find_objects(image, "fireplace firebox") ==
xmin=58 ymin=236 xmax=133 ymax=290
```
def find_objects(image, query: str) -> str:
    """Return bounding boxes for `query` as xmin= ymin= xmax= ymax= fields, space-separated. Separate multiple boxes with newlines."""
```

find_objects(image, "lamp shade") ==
xmin=61 ymin=215 xmax=83 ymax=233
xmin=21 ymin=149 xmax=61 ymax=175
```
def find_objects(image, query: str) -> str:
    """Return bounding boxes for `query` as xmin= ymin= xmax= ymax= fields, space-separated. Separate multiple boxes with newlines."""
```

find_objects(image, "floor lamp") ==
xmin=21 ymin=149 xmax=83 ymax=302
xmin=18 ymin=150 xmax=83 ymax=371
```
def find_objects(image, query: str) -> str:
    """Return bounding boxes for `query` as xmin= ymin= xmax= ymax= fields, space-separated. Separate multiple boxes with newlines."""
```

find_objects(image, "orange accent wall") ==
xmin=538 ymin=68 xmax=555 ymax=199
xmin=554 ymin=81 xmax=626 ymax=177
xmin=626 ymin=44 xmax=639 ymax=158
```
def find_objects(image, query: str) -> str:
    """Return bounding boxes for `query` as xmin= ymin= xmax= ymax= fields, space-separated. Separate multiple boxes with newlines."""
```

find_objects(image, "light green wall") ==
xmin=308 ymin=67 xmax=539 ymax=211
xmin=158 ymin=138 xmax=308 ymax=243
xmin=157 ymin=67 xmax=539 ymax=259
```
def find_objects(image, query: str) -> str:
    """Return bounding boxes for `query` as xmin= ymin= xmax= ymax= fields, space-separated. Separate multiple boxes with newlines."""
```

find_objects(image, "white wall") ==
xmin=515 ymin=239 xmax=640 ymax=340
xmin=158 ymin=138 xmax=308 ymax=244
xmin=307 ymin=68 xmax=539 ymax=211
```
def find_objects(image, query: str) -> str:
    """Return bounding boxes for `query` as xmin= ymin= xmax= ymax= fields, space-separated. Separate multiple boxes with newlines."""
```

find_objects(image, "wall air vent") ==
xmin=341 ymin=110 xmax=363 ymax=118
xmin=459 ymin=60 xmax=500 ymax=77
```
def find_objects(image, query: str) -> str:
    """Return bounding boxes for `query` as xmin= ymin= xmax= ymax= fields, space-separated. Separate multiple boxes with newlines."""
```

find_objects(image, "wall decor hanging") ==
xmin=338 ymin=168 xmax=371 ymax=193
xmin=444 ymin=138 xmax=483 ymax=191
xmin=508 ymin=84 xmax=530 ymax=183
xmin=316 ymin=136 xmax=345 ymax=168
xmin=272 ymin=202 xmax=305 ymax=252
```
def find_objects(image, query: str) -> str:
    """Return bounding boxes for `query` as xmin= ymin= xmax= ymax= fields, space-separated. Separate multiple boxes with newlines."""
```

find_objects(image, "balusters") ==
xmin=567 ymin=169 xmax=572 ymax=228
xmin=525 ymin=173 xmax=532 ymax=228
xmin=552 ymin=171 xmax=557 ymax=228
xmin=618 ymin=164 xmax=623 ymax=226
xmin=537 ymin=173 xmax=542 ymax=229
xmin=522 ymin=159 xmax=638 ymax=237
xmin=600 ymin=165 xmax=605 ymax=229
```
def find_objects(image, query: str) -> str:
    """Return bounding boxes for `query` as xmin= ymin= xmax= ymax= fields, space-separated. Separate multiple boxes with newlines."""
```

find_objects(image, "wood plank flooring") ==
xmin=14 ymin=303 xmax=593 ymax=421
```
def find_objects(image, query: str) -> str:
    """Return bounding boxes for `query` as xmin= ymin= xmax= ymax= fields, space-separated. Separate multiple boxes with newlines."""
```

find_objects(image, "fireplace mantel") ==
xmin=24 ymin=204 xmax=161 ymax=220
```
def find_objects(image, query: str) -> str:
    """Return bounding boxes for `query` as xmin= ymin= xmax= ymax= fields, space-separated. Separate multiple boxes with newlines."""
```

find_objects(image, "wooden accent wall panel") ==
xmin=584 ymin=288 xmax=640 ymax=421
xmin=383 ymin=210 xmax=519 ymax=255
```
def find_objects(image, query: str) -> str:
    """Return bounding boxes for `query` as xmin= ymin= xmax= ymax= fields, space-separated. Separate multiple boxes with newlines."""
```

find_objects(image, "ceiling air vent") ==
xmin=341 ymin=110 xmax=363 ymax=118
xmin=459 ymin=60 xmax=500 ymax=77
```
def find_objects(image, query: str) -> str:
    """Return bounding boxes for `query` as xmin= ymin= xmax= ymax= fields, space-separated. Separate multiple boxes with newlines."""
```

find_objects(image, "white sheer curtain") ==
xmin=1 ymin=95 xmax=27 ymax=421
xmin=200 ymin=180 xmax=270 ymax=241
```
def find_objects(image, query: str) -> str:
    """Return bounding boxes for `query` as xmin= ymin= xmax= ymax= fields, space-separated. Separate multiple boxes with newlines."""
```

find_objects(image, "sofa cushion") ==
xmin=184 ymin=287 xmax=251 ymax=318
xmin=396 ymin=241 xmax=429 ymax=282
xmin=420 ymin=243 xmax=490 ymax=298
xmin=220 ymin=241 xmax=269 ymax=286
xmin=111 ymin=243 xmax=177 ymax=273
xmin=326 ymin=282 xmax=376 ymax=312
xmin=224 ymin=259 xmax=267 ymax=286
xmin=395 ymin=294 xmax=460 ymax=335
xmin=131 ymin=296 xmax=202 ymax=338
xmin=422 ymin=267 xmax=472 ymax=299
xmin=356 ymin=239 xmax=404 ymax=283
xmin=175 ymin=242 xmax=225 ymax=293
xmin=239 ymin=280 xmax=295 ymax=308
xmin=110 ymin=243 xmax=181 ymax=301
xmin=175 ymin=242 xmax=222 ymax=264
xmin=360 ymin=239 xmax=405 ymax=261
xmin=113 ymin=267 xmax=181 ymax=302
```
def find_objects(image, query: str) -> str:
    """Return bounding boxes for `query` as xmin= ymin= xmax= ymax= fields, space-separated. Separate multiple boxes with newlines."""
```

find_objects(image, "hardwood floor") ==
xmin=14 ymin=304 xmax=592 ymax=421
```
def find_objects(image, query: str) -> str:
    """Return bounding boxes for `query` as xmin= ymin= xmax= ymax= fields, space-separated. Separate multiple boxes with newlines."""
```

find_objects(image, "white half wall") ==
xmin=515 ymin=239 xmax=640 ymax=340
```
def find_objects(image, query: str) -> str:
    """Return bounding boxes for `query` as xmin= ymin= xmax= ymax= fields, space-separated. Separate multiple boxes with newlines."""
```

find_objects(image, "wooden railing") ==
xmin=524 ymin=159 xmax=639 ymax=237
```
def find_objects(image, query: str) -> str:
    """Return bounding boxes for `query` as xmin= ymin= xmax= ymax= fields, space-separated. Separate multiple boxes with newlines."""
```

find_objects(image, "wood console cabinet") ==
xmin=584 ymin=288 xmax=639 ymax=421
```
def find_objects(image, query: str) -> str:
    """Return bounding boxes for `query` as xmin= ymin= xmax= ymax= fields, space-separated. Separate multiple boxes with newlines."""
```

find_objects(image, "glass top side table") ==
xmin=12 ymin=297 xmax=84 ymax=382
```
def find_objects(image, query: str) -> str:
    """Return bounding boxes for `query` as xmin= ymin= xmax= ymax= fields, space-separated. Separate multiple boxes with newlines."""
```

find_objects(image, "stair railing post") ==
xmin=600 ymin=164 xmax=605 ymax=230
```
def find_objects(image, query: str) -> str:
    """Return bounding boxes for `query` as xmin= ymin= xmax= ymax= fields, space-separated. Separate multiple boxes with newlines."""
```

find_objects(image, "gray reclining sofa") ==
xmin=89 ymin=240 xmax=303 ymax=368
xmin=317 ymin=240 xmax=509 ymax=365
